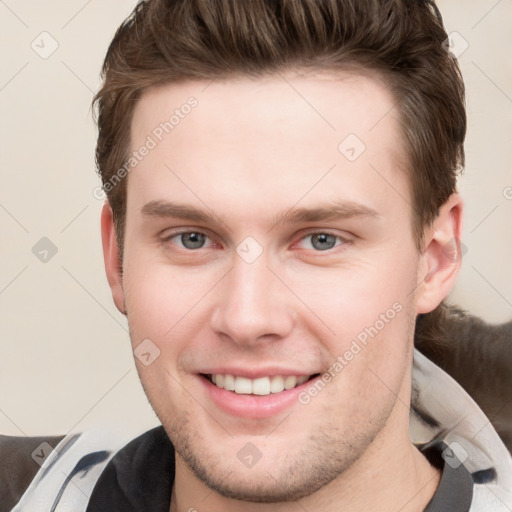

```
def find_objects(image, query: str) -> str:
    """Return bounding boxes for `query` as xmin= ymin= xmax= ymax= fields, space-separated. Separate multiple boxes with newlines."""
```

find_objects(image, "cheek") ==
xmin=288 ymin=251 xmax=418 ymax=400
xmin=123 ymin=253 xmax=220 ymax=320
xmin=286 ymin=254 xmax=417 ymax=345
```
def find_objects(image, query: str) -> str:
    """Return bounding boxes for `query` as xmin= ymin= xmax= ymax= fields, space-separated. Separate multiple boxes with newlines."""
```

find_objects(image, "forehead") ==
xmin=131 ymin=69 xmax=402 ymax=151
xmin=127 ymin=70 xmax=410 ymax=227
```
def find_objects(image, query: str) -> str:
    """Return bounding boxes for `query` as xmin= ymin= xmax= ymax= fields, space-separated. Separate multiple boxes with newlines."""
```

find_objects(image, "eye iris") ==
xmin=181 ymin=232 xmax=205 ymax=249
xmin=311 ymin=233 xmax=336 ymax=250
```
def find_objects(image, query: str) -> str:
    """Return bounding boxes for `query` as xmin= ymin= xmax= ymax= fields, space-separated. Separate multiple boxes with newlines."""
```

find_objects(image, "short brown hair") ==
xmin=93 ymin=0 xmax=466 ymax=348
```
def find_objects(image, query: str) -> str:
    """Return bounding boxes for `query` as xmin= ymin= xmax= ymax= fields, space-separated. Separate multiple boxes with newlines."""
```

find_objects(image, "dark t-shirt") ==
xmin=85 ymin=426 xmax=474 ymax=512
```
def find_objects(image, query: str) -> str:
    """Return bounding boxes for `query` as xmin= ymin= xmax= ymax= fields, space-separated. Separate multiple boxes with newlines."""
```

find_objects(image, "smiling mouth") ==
xmin=201 ymin=373 xmax=320 ymax=396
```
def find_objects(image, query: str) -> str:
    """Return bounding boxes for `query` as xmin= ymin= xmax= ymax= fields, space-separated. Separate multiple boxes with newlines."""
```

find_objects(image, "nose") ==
xmin=210 ymin=254 xmax=295 ymax=347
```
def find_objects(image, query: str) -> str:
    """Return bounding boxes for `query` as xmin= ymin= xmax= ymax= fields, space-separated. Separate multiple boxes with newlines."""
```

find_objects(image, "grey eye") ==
xmin=180 ymin=232 xmax=206 ymax=249
xmin=310 ymin=233 xmax=337 ymax=250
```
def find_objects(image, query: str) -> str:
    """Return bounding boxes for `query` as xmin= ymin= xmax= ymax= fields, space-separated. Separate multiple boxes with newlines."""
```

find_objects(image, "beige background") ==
xmin=1 ymin=0 xmax=511 ymax=437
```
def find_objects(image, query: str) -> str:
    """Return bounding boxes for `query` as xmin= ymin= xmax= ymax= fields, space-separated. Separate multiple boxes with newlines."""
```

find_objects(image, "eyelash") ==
xmin=160 ymin=229 xmax=351 ymax=253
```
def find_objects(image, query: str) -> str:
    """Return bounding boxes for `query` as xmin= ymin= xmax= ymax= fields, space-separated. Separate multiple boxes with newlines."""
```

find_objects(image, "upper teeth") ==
xmin=211 ymin=374 xmax=310 ymax=395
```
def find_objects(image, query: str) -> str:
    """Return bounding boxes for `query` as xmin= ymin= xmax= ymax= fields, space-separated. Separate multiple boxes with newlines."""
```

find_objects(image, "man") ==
xmin=3 ymin=0 xmax=511 ymax=511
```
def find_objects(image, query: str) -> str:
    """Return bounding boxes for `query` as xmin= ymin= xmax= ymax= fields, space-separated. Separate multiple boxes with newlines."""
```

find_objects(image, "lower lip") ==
xmin=198 ymin=375 xmax=318 ymax=419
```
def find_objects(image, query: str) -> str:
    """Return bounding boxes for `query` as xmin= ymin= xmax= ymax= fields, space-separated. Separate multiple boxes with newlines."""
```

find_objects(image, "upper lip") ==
xmin=198 ymin=367 xmax=320 ymax=379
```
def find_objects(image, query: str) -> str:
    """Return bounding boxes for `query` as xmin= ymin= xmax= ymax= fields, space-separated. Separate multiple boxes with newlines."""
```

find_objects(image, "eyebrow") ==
xmin=141 ymin=200 xmax=221 ymax=224
xmin=140 ymin=199 xmax=380 ymax=227
xmin=273 ymin=202 xmax=380 ymax=225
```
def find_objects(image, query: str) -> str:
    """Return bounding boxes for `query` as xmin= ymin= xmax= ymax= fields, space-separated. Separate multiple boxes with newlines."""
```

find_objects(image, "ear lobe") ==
xmin=100 ymin=201 xmax=126 ymax=315
xmin=415 ymin=193 xmax=464 ymax=315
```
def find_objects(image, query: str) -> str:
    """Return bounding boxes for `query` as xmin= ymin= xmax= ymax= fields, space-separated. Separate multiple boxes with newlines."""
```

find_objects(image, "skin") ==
xmin=102 ymin=70 xmax=463 ymax=511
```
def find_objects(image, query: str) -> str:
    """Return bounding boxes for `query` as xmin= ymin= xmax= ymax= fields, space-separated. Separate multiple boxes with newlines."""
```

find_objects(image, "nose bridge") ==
xmin=210 ymin=252 xmax=294 ymax=344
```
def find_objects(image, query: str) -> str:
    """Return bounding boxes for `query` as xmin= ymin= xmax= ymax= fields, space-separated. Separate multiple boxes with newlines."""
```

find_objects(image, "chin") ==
xmin=165 ymin=412 xmax=375 ymax=505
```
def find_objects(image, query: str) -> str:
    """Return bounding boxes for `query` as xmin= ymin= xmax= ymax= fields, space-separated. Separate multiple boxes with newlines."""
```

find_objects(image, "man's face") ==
xmin=121 ymin=71 xmax=424 ymax=501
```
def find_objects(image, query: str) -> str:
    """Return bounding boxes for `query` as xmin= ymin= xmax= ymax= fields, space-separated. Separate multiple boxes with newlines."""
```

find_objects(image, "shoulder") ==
xmin=4 ymin=426 xmax=146 ymax=512
xmin=0 ymin=434 xmax=65 ymax=511
xmin=411 ymin=350 xmax=512 ymax=511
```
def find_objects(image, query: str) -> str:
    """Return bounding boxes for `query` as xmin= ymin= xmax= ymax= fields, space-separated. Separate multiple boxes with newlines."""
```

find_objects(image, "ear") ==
xmin=415 ymin=193 xmax=464 ymax=315
xmin=101 ymin=201 xmax=126 ymax=315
